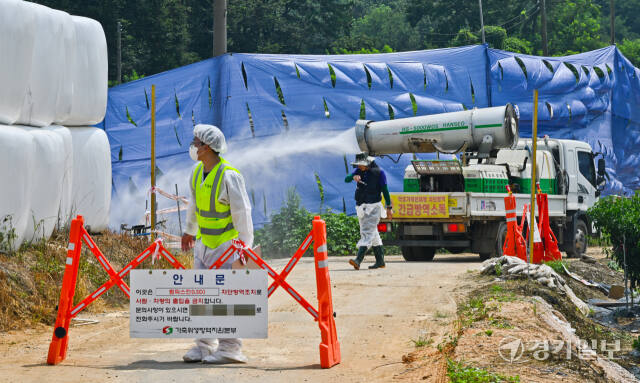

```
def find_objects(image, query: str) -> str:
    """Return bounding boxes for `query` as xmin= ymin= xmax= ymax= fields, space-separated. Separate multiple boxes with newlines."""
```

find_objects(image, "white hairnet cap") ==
xmin=194 ymin=124 xmax=227 ymax=154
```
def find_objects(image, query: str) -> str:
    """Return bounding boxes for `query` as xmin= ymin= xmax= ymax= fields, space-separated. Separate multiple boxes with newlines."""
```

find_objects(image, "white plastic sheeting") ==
xmin=0 ymin=2 xmax=106 ymax=127
xmin=0 ymin=126 xmax=35 ymax=248
xmin=0 ymin=0 xmax=36 ymax=125
xmin=20 ymin=126 xmax=66 ymax=241
xmin=69 ymin=127 xmax=111 ymax=231
xmin=0 ymin=125 xmax=110 ymax=250
xmin=60 ymin=17 xmax=108 ymax=126
xmin=16 ymin=3 xmax=73 ymax=127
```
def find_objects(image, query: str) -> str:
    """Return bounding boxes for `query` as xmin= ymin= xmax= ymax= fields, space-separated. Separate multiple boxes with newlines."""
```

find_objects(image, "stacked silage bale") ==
xmin=0 ymin=0 xmax=110 ymax=249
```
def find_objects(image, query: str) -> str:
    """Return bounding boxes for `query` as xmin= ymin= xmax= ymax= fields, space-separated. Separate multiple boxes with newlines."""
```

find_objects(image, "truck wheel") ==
xmin=401 ymin=247 xmax=435 ymax=262
xmin=478 ymin=222 xmax=507 ymax=261
xmin=567 ymin=219 xmax=588 ymax=258
xmin=495 ymin=222 xmax=508 ymax=258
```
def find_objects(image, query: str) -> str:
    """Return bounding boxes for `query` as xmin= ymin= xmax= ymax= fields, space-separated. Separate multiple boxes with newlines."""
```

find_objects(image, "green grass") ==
xmin=447 ymin=360 xmax=520 ymax=382
xmin=434 ymin=311 xmax=449 ymax=319
xmin=494 ymin=262 xmax=503 ymax=276
xmin=543 ymin=260 xmax=567 ymax=274
xmin=607 ymin=260 xmax=622 ymax=272
xmin=489 ymin=318 xmax=513 ymax=329
xmin=490 ymin=285 xmax=504 ymax=293
xmin=411 ymin=335 xmax=433 ymax=347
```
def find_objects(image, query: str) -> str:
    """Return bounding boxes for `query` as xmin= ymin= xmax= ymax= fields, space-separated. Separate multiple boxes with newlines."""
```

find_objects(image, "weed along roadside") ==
xmin=441 ymin=252 xmax=638 ymax=382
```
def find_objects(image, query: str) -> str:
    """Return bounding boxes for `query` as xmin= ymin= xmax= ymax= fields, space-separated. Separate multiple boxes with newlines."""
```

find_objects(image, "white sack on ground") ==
xmin=19 ymin=126 xmax=66 ymax=241
xmin=69 ymin=127 xmax=111 ymax=231
xmin=0 ymin=126 xmax=34 ymax=250
xmin=16 ymin=3 xmax=71 ymax=127
xmin=0 ymin=0 xmax=36 ymax=125
xmin=60 ymin=17 xmax=108 ymax=126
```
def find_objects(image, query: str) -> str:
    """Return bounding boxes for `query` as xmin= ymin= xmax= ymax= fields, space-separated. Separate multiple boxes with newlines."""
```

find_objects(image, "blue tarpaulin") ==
xmin=103 ymin=45 xmax=640 ymax=227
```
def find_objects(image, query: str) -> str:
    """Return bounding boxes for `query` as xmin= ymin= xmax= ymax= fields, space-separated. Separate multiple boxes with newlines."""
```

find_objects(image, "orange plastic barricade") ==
xmin=206 ymin=216 xmax=341 ymax=368
xmin=47 ymin=215 xmax=184 ymax=365
xmin=502 ymin=186 xmax=527 ymax=262
xmin=48 ymin=215 xmax=341 ymax=369
xmin=536 ymin=189 xmax=562 ymax=262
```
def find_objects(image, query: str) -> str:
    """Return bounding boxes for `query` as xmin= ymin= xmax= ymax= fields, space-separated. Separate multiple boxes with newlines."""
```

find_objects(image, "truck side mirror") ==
xmin=597 ymin=158 xmax=605 ymax=176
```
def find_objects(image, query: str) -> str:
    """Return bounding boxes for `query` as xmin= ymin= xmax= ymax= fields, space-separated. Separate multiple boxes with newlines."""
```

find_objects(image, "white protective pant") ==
xmin=356 ymin=202 xmax=383 ymax=248
xmin=193 ymin=238 xmax=243 ymax=356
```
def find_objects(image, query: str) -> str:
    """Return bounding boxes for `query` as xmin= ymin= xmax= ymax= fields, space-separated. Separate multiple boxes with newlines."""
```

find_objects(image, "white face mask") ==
xmin=189 ymin=144 xmax=199 ymax=161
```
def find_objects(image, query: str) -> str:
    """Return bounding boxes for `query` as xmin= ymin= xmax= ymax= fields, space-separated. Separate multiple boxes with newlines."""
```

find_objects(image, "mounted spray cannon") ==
xmin=355 ymin=104 xmax=519 ymax=157
xmin=354 ymin=104 xmax=603 ymax=262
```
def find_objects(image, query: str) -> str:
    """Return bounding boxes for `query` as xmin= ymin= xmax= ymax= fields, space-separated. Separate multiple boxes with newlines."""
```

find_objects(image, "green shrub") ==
xmin=588 ymin=194 xmax=640 ymax=288
xmin=254 ymin=188 xmax=361 ymax=258
xmin=447 ymin=360 xmax=520 ymax=382
xmin=543 ymin=260 xmax=567 ymax=274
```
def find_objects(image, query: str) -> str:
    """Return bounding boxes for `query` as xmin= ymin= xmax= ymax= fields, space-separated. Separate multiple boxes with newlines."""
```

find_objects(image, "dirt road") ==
xmin=0 ymin=254 xmax=481 ymax=383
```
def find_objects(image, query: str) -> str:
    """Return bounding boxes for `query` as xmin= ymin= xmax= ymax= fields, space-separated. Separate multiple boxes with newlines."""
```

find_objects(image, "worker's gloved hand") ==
xmin=353 ymin=175 xmax=361 ymax=183
xmin=181 ymin=234 xmax=195 ymax=251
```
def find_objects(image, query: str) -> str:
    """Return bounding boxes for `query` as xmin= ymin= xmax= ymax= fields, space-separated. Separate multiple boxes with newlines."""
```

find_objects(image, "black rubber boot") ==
xmin=349 ymin=246 xmax=367 ymax=270
xmin=369 ymin=246 xmax=386 ymax=269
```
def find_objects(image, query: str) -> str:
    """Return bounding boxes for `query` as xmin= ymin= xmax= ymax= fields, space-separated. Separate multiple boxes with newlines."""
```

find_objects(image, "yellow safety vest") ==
xmin=191 ymin=158 xmax=239 ymax=249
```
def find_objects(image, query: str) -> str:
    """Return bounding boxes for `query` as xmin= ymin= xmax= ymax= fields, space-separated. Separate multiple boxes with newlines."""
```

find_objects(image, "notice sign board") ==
xmin=130 ymin=269 xmax=268 ymax=339
xmin=387 ymin=193 xmax=449 ymax=218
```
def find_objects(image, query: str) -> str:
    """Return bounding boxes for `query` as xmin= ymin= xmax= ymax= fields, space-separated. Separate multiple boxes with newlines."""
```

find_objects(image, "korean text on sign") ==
xmin=388 ymin=193 xmax=449 ymax=218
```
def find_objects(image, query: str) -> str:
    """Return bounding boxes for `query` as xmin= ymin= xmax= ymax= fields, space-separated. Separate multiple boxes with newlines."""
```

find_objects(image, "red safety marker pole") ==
xmin=47 ymin=216 xmax=84 ymax=365
xmin=312 ymin=216 xmax=341 ymax=368
xmin=502 ymin=186 xmax=527 ymax=261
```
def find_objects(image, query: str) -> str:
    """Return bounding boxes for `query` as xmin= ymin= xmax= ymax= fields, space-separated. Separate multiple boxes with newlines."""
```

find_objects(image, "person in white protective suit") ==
xmin=345 ymin=153 xmax=393 ymax=270
xmin=181 ymin=124 xmax=254 ymax=364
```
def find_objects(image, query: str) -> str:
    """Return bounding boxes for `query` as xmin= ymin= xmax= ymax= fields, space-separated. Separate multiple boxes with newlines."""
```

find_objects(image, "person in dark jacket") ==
xmin=345 ymin=153 xmax=393 ymax=269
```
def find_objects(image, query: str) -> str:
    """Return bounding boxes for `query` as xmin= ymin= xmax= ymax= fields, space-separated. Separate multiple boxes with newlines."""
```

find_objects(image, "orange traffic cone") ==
xmin=536 ymin=185 xmax=562 ymax=262
xmin=502 ymin=186 xmax=527 ymax=262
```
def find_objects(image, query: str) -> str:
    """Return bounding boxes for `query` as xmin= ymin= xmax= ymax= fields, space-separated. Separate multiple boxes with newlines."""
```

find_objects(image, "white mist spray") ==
xmin=109 ymin=127 xmax=362 ymax=233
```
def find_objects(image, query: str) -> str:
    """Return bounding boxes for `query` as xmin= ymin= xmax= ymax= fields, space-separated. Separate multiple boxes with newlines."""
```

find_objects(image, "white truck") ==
xmin=354 ymin=104 xmax=607 ymax=261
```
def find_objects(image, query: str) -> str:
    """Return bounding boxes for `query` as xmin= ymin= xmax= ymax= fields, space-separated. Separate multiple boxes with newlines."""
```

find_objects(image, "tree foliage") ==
xmin=32 ymin=0 xmax=640 ymax=82
xmin=588 ymin=194 xmax=640 ymax=288
xmin=254 ymin=189 xmax=361 ymax=258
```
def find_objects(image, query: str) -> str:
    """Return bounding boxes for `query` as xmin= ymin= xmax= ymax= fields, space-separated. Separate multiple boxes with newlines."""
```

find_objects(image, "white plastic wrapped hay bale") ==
xmin=19 ymin=126 xmax=66 ymax=241
xmin=46 ymin=125 xmax=74 ymax=226
xmin=0 ymin=0 xmax=36 ymax=125
xmin=0 ymin=125 xmax=34 ymax=250
xmin=60 ymin=16 xmax=108 ymax=126
xmin=53 ymin=12 xmax=76 ymax=124
xmin=69 ymin=127 xmax=111 ymax=231
xmin=16 ymin=3 xmax=72 ymax=127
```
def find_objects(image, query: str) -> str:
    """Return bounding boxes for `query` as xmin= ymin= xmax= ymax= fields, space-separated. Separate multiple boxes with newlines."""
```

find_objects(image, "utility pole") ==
xmin=610 ymin=0 xmax=615 ymax=45
xmin=213 ymin=0 xmax=227 ymax=57
xmin=116 ymin=21 xmax=122 ymax=84
xmin=478 ymin=0 xmax=486 ymax=44
xmin=540 ymin=0 xmax=549 ymax=56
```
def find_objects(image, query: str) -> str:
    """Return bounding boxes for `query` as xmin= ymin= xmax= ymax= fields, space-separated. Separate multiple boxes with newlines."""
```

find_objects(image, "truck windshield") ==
xmin=578 ymin=151 xmax=596 ymax=187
